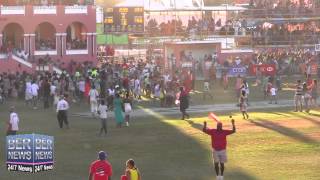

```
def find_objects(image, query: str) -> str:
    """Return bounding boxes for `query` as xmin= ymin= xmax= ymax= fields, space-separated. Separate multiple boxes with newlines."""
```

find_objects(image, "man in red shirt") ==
xmin=203 ymin=119 xmax=236 ymax=180
xmin=89 ymin=151 xmax=113 ymax=180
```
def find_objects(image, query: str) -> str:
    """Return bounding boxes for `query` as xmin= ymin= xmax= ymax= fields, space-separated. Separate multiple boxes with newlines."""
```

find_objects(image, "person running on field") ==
xmin=7 ymin=106 xmax=19 ymax=136
xmin=202 ymin=119 xmax=236 ymax=180
xmin=239 ymin=90 xmax=249 ymax=119
xmin=294 ymin=80 xmax=303 ymax=112
xmin=56 ymin=95 xmax=70 ymax=129
xmin=179 ymin=86 xmax=190 ymax=120
xmin=123 ymin=92 xmax=133 ymax=127
xmin=121 ymin=159 xmax=141 ymax=180
xmin=97 ymin=100 xmax=108 ymax=136
xmin=114 ymin=93 xmax=124 ymax=128
xmin=89 ymin=85 xmax=99 ymax=117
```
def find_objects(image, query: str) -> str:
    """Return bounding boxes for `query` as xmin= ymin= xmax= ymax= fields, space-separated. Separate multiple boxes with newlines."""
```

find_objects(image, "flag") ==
xmin=209 ymin=112 xmax=221 ymax=123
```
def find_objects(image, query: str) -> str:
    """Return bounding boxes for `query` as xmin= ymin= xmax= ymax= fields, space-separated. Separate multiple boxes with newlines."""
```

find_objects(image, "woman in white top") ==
xmin=123 ymin=92 xmax=133 ymax=127
xmin=25 ymin=81 xmax=33 ymax=106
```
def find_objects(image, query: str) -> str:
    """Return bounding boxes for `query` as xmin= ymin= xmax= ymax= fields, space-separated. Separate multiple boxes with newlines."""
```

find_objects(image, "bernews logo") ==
xmin=6 ymin=134 xmax=54 ymax=173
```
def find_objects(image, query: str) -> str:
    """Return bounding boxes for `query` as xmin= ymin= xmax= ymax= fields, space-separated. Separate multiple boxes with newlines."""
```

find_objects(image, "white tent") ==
xmin=114 ymin=0 xmax=205 ymax=11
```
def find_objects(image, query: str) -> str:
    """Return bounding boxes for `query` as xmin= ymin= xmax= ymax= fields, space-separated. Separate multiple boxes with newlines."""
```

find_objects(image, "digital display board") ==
xmin=104 ymin=7 xmax=144 ymax=33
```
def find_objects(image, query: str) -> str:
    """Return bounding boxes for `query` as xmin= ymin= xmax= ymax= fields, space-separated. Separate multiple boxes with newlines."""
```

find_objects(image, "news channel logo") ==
xmin=6 ymin=134 xmax=54 ymax=173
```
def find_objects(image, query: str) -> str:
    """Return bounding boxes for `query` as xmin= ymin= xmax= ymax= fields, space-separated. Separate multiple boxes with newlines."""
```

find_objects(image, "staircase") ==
xmin=12 ymin=54 xmax=33 ymax=68
xmin=0 ymin=54 xmax=33 ymax=73
xmin=0 ymin=54 xmax=64 ymax=74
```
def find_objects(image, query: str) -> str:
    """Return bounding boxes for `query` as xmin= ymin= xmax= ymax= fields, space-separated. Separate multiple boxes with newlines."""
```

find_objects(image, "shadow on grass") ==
xmin=227 ymin=168 xmax=259 ymax=180
xmin=0 ymin=101 xmax=260 ymax=180
xmin=187 ymin=120 xmax=204 ymax=131
xmin=297 ymin=113 xmax=320 ymax=127
xmin=270 ymin=112 xmax=291 ymax=117
xmin=249 ymin=119 xmax=318 ymax=144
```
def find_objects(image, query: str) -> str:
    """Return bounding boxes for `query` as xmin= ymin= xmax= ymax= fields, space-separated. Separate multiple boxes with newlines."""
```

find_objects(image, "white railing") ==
xmin=12 ymin=55 xmax=32 ymax=68
xmin=36 ymin=65 xmax=49 ymax=71
xmin=66 ymin=49 xmax=88 ymax=55
xmin=33 ymin=6 xmax=57 ymax=15
xmin=0 ymin=54 xmax=8 ymax=59
xmin=0 ymin=6 xmax=25 ymax=15
xmin=65 ymin=5 xmax=87 ymax=14
xmin=52 ymin=66 xmax=62 ymax=74
xmin=34 ymin=50 xmax=57 ymax=56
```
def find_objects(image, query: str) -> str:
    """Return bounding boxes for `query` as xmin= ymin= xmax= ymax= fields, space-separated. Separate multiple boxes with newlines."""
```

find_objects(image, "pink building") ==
xmin=0 ymin=2 xmax=96 ymax=73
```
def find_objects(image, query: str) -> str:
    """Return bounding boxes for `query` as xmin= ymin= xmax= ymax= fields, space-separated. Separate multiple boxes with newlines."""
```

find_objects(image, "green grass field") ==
xmin=0 ymin=99 xmax=319 ymax=180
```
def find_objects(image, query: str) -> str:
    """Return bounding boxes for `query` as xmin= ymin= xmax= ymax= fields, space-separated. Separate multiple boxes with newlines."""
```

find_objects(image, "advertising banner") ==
xmin=6 ymin=134 xmax=54 ymax=173
xmin=228 ymin=66 xmax=247 ymax=76
xmin=250 ymin=64 xmax=276 ymax=76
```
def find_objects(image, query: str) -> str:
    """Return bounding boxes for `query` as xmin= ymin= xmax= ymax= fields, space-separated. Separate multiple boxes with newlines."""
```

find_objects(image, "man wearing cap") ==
xmin=203 ymin=119 xmax=236 ymax=180
xmin=56 ymin=95 xmax=70 ymax=129
xmin=89 ymin=151 xmax=113 ymax=180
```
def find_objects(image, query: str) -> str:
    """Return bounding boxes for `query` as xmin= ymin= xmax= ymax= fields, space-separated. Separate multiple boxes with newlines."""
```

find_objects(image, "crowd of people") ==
xmin=252 ymin=21 xmax=320 ymax=45
xmin=146 ymin=17 xmax=223 ymax=37
xmin=36 ymin=39 xmax=56 ymax=51
xmin=0 ymin=57 xmax=196 ymax=120
xmin=252 ymin=48 xmax=319 ymax=75
xmin=246 ymin=0 xmax=316 ymax=18
xmin=67 ymin=39 xmax=87 ymax=50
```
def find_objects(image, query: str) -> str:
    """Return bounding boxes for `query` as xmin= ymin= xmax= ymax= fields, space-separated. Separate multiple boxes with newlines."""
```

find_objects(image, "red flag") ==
xmin=209 ymin=112 xmax=221 ymax=123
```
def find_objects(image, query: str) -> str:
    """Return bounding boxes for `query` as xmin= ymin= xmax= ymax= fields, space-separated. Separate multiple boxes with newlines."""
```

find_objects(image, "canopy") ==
xmin=115 ymin=0 xmax=205 ymax=11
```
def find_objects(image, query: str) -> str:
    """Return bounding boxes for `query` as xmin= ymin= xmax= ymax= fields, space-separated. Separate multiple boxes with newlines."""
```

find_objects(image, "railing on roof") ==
xmin=0 ymin=5 xmax=91 ymax=15
xmin=33 ymin=6 xmax=57 ymax=15
xmin=0 ymin=6 xmax=25 ymax=15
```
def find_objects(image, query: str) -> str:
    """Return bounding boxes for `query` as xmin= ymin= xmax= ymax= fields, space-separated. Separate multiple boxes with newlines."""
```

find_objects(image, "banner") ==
xmin=6 ymin=134 xmax=54 ymax=173
xmin=181 ymin=62 xmax=193 ymax=68
xmin=250 ymin=64 xmax=276 ymax=76
xmin=310 ymin=63 xmax=318 ymax=75
xmin=228 ymin=66 xmax=247 ymax=76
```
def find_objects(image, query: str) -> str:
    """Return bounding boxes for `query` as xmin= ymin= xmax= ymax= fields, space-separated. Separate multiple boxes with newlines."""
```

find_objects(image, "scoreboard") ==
xmin=104 ymin=7 xmax=144 ymax=33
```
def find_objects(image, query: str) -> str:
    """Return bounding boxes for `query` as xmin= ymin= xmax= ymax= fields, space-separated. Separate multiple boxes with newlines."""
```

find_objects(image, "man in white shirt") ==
xmin=7 ymin=106 xmax=19 ymax=135
xmin=31 ymin=81 xmax=39 ymax=109
xmin=89 ymin=85 xmax=99 ymax=117
xmin=56 ymin=95 xmax=70 ymax=129
xmin=97 ymin=100 xmax=108 ymax=136
xmin=25 ymin=81 xmax=33 ymax=106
